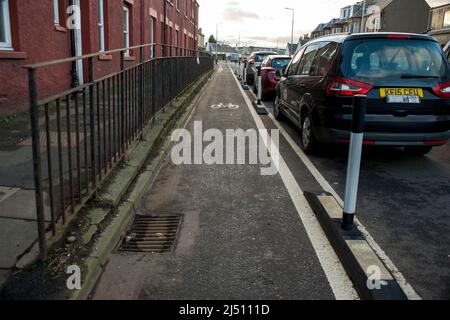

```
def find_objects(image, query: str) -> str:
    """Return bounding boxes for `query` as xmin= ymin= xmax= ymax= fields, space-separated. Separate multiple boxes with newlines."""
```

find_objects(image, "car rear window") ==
xmin=272 ymin=58 xmax=291 ymax=68
xmin=340 ymin=39 xmax=448 ymax=83
xmin=256 ymin=53 xmax=275 ymax=62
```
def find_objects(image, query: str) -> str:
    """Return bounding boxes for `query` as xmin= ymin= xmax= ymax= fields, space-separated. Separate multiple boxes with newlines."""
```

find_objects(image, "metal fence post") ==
xmin=88 ymin=57 xmax=97 ymax=192
xmin=342 ymin=94 xmax=367 ymax=231
xmin=28 ymin=68 xmax=47 ymax=261
xmin=120 ymin=51 xmax=126 ymax=151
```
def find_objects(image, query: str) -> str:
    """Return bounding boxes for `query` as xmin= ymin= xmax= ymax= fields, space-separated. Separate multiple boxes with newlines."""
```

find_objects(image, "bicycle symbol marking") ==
xmin=210 ymin=103 xmax=240 ymax=110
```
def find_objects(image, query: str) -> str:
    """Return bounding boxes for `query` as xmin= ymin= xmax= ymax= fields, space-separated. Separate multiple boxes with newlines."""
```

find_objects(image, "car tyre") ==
xmin=274 ymin=96 xmax=285 ymax=121
xmin=403 ymin=146 xmax=433 ymax=156
xmin=300 ymin=111 xmax=319 ymax=154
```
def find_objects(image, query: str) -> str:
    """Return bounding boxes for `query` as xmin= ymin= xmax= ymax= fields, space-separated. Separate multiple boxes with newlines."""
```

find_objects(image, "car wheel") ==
xmin=274 ymin=96 xmax=285 ymax=121
xmin=300 ymin=111 xmax=318 ymax=154
xmin=403 ymin=146 xmax=433 ymax=156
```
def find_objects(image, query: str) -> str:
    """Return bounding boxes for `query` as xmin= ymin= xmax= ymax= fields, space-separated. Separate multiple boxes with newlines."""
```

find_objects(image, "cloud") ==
xmin=222 ymin=7 xmax=261 ymax=22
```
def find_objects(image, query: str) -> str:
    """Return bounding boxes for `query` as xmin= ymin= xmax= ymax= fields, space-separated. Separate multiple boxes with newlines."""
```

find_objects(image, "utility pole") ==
xmin=285 ymin=8 xmax=295 ymax=55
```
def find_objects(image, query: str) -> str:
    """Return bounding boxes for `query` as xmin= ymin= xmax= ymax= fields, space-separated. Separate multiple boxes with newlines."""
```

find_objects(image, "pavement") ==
xmin=92 ymin=62 xmax=358 ymax=300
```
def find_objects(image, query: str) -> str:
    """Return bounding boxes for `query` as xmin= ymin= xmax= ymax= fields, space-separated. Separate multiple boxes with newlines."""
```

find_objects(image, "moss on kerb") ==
xmin=62 ymin=70 xmax=212 ymax=300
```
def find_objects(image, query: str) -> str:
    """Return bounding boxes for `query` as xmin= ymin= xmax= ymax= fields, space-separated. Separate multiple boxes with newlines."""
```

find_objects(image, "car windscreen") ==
xmin=256 ymin=53 xmax=275 ymax=62
xmin=339 ymin=39 xmax=449 ymax=83
xmin=272 ymin=58 xmax=291 ymax=69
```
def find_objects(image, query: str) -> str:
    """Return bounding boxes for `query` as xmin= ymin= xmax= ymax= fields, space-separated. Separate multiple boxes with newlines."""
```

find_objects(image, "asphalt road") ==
xmin=92 ymin=62 xmax=357 ymax=300
xmin=230 ymin=62 xmax=450 ymax=300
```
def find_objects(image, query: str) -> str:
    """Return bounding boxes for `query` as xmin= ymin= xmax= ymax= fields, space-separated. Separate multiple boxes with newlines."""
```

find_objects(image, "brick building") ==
xmin=0 ymin=0 xmax=199 ymax=116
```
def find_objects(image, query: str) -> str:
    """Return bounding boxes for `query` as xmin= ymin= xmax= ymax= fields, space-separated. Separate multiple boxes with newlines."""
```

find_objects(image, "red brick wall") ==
xmin=0 ymin=0 xmax=199 ymax=116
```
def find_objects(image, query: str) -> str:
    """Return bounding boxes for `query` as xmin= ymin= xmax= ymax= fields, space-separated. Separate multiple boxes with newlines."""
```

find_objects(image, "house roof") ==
xmin=312 ymin=23 xmax=326 ymax=33
xmin=426 ymin=0 xmax=450 ymax=8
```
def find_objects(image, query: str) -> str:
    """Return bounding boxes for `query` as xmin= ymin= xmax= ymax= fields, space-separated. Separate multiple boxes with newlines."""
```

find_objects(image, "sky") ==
xmin=197 ymin=0 xmax=448 ymax=48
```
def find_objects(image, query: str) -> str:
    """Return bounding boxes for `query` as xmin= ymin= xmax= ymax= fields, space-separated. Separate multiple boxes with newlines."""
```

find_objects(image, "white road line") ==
xmin=233 ymin=63 xmax=422 ymax=300
xmin=228 ymin=64 xmax=359 ymax=300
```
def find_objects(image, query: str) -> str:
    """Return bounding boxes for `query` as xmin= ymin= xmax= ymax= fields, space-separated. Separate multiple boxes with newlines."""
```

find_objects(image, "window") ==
xmin=311 ymin=42 xmax=338 ymax=76
xmin=272 ymin=58 xmax=291 ymax=69
xmin=176 ymin=0 xmax=180 ymax=10
xmin=341 ymin=39 xmax=447 ymax=82
xmin=286 ymin=47 xmax=305 ymax=76
xmin=185 ymin=0 xmax=188 ymax=16
xmin=298 ymin=44 xmax=319 ymax=76
xmin=53 ymin=0 xmax=60 ymax=24
xmin=150 ymin=16 xmax=155 ymax=58
xmin=353 ymin=22 xmax=359 ymax=33
xmin=0 ymin=0 xmax=12 ymax=49
xmin=123 ymin=6 xmax=130 ymax=55
xmin=98 ymin=0 xmax=105 ymax=52
xmin=444 ymin=10 xmax=450 ymax=27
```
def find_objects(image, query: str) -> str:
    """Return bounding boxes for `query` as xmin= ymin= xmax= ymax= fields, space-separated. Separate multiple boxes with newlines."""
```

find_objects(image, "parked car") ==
xmin=275 ymin=33 xmax=450 ymax=155
xmin=260 ymin=55 xmax=292 ymax=99
xmin=245 ymin=51 xmax=278 ymax=86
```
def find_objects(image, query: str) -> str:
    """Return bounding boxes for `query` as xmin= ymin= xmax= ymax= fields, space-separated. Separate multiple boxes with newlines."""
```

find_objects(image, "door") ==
xmin=291 ymin=44 xmax=320 ymax=119
xmin=281 ymin=47 xmax=305 ymax=123
xmin=73 ymin=0 xmax=83 ymax=85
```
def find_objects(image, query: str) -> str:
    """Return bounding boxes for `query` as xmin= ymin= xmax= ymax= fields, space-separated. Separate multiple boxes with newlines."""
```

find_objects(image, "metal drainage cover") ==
xmin=119 ymin=215 xmax=182 ymax=253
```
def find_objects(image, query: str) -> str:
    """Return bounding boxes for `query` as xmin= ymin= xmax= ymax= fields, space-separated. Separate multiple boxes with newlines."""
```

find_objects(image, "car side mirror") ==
xmin=275 ymin=69 xmax=285 ymax=77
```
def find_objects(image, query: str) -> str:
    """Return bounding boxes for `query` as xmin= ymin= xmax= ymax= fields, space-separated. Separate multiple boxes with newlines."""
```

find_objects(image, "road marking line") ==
xmin=234 ymin=64 xmax=422 ymax=300
xmin=229 ymin=64 xmax=359 ymax=300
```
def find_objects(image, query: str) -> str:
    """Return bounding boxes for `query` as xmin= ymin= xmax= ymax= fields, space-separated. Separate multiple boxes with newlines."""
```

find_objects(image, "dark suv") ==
xmin=275 ymin=33 xmax=450 ymax=155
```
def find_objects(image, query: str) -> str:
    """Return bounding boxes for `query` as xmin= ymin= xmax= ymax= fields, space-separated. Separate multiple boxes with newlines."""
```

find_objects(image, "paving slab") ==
xmin=0 ymin=189 xmax=51 ymax=221
xmin=0 ymin=218 xmax=38 ymax=269
xmin=0 ymin=186 xmax=20 ymax=203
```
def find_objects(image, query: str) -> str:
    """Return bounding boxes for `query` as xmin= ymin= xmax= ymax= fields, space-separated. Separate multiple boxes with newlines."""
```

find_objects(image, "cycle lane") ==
xmin=92 ymin=63 xmax=357 ymax=300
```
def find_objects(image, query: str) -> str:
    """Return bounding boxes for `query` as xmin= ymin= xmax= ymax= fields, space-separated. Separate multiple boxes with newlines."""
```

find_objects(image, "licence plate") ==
xmin=386 ymin=95 xmax=421 ymax=104
xmin=380 ymin=88 xmax=424 ymax=98
xmin=380 ymin=88 xmax=423 ymax=104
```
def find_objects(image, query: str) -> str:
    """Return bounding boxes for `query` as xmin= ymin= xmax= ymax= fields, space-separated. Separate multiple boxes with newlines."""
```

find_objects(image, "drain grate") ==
xmin=119 ymin=215 xmax=182 ymax=253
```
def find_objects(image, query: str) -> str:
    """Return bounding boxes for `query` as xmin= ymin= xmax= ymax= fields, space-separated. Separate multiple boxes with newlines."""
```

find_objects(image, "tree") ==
xmin=208 ymin=35 xmax=217 ymax=44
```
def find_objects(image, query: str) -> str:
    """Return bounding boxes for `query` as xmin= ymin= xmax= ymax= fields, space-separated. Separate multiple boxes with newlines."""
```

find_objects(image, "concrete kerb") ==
xmin=304 ymin=192 xmax=408 ymax=300
xmin=62 ymin=70 xmax=213 ymax=300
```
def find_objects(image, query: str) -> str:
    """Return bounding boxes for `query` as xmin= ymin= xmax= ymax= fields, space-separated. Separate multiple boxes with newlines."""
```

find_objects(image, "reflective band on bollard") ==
xmin=243 ymin=64 xmax=247 ymax=84
xmin=257 ymin=66 xmax=262 ymax=104
xmin=342 ymin=94 xmax=367 ymax=231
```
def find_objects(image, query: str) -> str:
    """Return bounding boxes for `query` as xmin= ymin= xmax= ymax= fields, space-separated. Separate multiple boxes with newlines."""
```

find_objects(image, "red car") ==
xmin=260 ymin=55 xmax=291 ymax=99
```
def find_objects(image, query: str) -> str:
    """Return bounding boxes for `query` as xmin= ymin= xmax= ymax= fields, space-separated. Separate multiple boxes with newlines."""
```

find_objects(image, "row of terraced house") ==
xmin=0 ymin=0 xmax=200 ymax=116
xmin=310 ymin=0 xmax=435 ymax=39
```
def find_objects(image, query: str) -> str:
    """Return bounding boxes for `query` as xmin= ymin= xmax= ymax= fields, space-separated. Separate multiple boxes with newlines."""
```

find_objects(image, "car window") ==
xmin=272 ymin=58 xmax=291 ymax=69
xmin=311 ymin=42 xmax=339 ymax=76
xmin=286 ymin=48 xmax=305 ymax=76
xmin=298 ymin=44 xmax=320 ymax=76
xmin=256 ymin=53 xmax=275 ymax=62
xmin=341 ymin=39 xmax=448 ymax=82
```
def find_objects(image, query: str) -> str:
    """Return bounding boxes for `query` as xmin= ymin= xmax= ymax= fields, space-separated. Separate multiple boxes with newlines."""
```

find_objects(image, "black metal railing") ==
xmin=25 ymin=43 xmax=213 ymax=260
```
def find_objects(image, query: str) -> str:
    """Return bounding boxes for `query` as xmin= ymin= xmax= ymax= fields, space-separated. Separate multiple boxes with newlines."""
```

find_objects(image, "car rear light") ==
xmin=326 ymin=77 xmax=373 ymax=96
xmin=432 ymin=81 xmax=450 ymax=98
xmin=424 ymin=140 xmax=448 ymax=145
xmin=267 ymin=68 xmax=279 ymax=81
xmin=387 ymin=35 xmax=411 ymax=39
